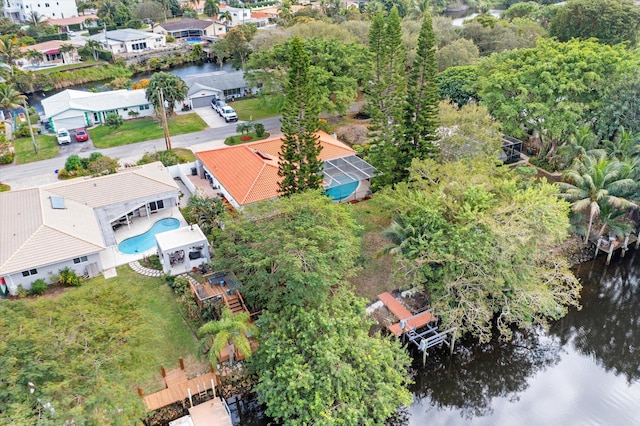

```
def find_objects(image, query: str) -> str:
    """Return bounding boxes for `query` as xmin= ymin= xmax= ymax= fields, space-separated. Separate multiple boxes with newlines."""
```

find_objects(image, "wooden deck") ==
xmin=142 ymin=369 xmax=221 ymax=411
xmin=188 ymin=397 xmax=232 ymax=426
xmin=593 ymin=233 xmax=639 ymax=265
xmin=378 ymin=292 xmax=436 ymax=336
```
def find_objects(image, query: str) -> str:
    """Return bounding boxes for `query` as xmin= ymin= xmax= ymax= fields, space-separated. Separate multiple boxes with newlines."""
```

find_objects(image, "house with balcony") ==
xmin=18 ymin=40 xmax=81 ymax=69
xmin=153 ymin=18 xmax=222 ymax=39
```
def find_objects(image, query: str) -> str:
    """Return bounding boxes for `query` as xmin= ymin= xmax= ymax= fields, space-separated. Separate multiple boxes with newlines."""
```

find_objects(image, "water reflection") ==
xmin=552 ymin=250 xmax=640 ymax=383
xmin=408 ymin=329 xmax=560 ymax=420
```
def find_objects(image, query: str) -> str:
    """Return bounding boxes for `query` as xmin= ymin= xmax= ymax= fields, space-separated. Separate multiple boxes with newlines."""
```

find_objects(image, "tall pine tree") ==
xmin=278 ymin=37 xmax=323 ymax=196
xmin=398 ymin=12 xmax=441 ymax=179
xmin=365 ymin=7 xmax=407 ymax=188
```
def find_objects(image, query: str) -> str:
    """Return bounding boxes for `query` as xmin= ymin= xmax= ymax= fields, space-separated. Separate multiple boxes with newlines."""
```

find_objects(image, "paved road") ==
xmin=0 ymin=116 xmax=282 ymax=189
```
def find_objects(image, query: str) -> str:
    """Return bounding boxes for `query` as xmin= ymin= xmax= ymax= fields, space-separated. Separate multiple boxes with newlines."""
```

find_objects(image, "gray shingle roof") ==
xmin=184 ymin=70 xmax=248 ymax=92
xmin=157 ymin=19 xmax=212 ymax=32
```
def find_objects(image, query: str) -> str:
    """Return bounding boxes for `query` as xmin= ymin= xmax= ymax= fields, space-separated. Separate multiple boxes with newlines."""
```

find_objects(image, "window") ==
xmin=45 ymin=2 xmax=49 ymax=6
xmin=149 ymin=200 xmax=165 ymax=212
xmin=21 ymin=269 xmax=38 ymax=277
xmin=139 ymin=104 xmax=149 ymax=111
xmin=123 ymin=108 xmax=128 ymax=111
xmin=73 ymin=256 xmax=88 ymax=264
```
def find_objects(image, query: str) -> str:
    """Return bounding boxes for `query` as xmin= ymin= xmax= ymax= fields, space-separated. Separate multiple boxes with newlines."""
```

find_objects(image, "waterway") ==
xmin=231 ymin=250 xmax=640 ymax=425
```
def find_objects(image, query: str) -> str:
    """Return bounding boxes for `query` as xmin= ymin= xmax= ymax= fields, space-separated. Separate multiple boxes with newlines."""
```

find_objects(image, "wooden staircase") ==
xmin=222 ymin=291 xmax=248 ymax=315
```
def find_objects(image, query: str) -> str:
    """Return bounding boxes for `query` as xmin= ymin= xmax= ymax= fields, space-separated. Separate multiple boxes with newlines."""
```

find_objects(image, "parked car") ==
xmin=75 ymin=128 xmax=89 ymax=142
xmin=56 ymin=128 xmax=71 ymax=145
xmin=212 ymin=99 xmax=226 ymax=115
xmin=220 ymin=106 xmax=238 ymax=123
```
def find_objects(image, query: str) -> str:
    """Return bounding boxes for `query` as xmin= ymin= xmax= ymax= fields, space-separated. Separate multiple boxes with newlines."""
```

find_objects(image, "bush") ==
xmin=14 ymin=125 xmax=37 ymax=138
xmin=65 ymin=154 xmax=83 ymax=172
xmin=126 ymin=19 xmax=143 ymax=29
xmin=31 ymin=279 xmax=48 ymax=295
xmin=0 ymin=151 xmax=14 ymax=164
xmin=172 ymin=276 xmax=190 ymax=295
xmin=105 ymin=112 xmax=124 ymax=129
xmin=166 ymin=35 xmax=175 ymax=43
xmin=254 ymin=123 xmax=265 ymax=137
xmin=16 ymin=285 xmax=29 ymax=298
xmin=58 ymin=267 xmax=82 ymax=287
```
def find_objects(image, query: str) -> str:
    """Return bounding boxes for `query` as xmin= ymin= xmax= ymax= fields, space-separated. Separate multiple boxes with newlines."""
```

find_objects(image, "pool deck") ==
xmin=99 ymin=208 xmax=188 ymax=270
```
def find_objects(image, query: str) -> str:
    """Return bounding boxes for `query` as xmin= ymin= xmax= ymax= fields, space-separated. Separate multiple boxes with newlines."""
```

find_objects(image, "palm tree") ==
xmin=605 ymin=126 xmax=640 ymax=161
xmin=58 ymin=44 xmax=76 ymax=65
xmin=27 ymin=11 xmax=44 ymax=28
xmin=204 ymin=0 xmax=220 ymax=35
xmin=0 ymin=36 xmax=24 ymax=65
xmin=98 ymin=0 xmax=117 ymax=25
xmin=556 ymin=124 xmax=604 ymax=170
xmin=198 ymin=307 xmax=257 ymax=366
xmin=84 ymin=39 xmax=103 ymax=61
xmin=409 ymin=0 xmax=431 ymax=19
xmin=219 ymin=10 xmax=233 ymax=27
xmin=25 ymin=50 xmax=44 ymax=66
xmin=0 ymin=83 xmax=26 ymax=111
xmin=560 ymin=154 xmax=638 ymax=243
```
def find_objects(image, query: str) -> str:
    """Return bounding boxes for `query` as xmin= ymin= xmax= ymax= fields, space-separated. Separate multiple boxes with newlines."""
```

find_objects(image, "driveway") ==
xmin=193 ymin=106 xmax=238 ymax=129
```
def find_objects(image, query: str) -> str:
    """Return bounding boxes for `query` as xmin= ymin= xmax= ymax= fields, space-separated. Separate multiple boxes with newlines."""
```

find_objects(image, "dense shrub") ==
xmin=58 ymin=267 xmax=82 ymax=287
xmin=254 ymin=123 xmax=265 ymax=137
xmin=65 ymin=154 xmax=83 ymax=172
xmin=60 ymin=153 xmax=119 ymax=179
xmin=31 ymin=279 xmax=48 ymax=295
xmin=172 ymin=276 xmax=190 ymax=295
xmin=0 ymin=151 xmax=14 ymax=164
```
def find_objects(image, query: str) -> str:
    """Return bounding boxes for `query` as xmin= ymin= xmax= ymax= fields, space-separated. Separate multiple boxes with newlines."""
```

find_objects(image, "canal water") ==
xmin=231 ymin=250 xmax=640 ymax=425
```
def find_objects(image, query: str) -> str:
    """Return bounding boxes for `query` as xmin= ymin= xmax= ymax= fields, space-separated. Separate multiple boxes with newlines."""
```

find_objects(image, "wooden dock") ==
xmin=593 ymin=233 xmax=639 ymax=265
xmin=378 ymin=292 xmax=456 ymax=363
xmin=378 ymin=292 xmax=436 ymax=336
xmin=187 ymin=397 xmax=232 ymax=426
xmin=141 ymin=366 xmax=221 ymax=411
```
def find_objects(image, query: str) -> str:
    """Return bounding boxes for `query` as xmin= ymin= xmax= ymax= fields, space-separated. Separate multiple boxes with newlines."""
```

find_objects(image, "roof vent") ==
xmin=253 ymin=149 xmax=273 ymax=160
xmin=50 ymin=196 xmax=65 ymax=209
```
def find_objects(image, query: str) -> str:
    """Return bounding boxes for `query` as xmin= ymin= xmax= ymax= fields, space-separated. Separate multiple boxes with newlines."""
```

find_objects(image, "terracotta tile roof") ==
xmin=251 ymin=12 xmax=269 ymax=19
xmin=20 ymin=40 xmax=81 ymax=53
xmin=196 ymin=132 xmax=355 ymax=206
xmin=44 ymin=14 xmax=98 ymax=26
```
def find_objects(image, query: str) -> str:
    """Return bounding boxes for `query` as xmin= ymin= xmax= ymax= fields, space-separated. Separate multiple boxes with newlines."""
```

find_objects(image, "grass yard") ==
xmin=224 ymin=131 xmax=271 ymax=145
xmin=90 ymin=114 xmax=207 ymax=148
xmin=173 ymin=147 xmax=196 ymax=162
xmin=231 ymin=97 xmax=281 ymax=121
xmin=0 ymin=266 xmax=202 ymax=424
xmin=347 ymin=195 xmax=403 ymax=301
xmin=0 ymin=182 xmax=10 ymax=191
xmin=14 ymin=134 xmax=59 ymax=164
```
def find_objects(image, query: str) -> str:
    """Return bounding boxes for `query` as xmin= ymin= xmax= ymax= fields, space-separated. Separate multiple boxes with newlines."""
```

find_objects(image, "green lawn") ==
xmin=14 ymin=134 xmax=59 ymax=164
xmin=0 ymin=266 xmax=201 ymax=424
xmin=231 ymin=97 xmax=281 ymax=121
xmin=224 ymin=131 xmax=271 ymax=145
xmin=90 ymin=114 xmax=207 ymax=148
xmin=0 ymin=182 xmax=10 ymax=191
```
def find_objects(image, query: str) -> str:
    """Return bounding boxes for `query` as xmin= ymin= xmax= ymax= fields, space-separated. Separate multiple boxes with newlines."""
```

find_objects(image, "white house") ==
xmin=87 ymin=29 xmax=166 ymax=55
xmin=218 ymin=5 xmax=268 ymax=28
xmin=42 ymin=89 xmax=154 ymax=131
xmin=3 ymin=0 xmax=78 ymax=22
xmin=155 ymin=224 xmax=210 ymax=275
xmin=18 ymin=40 xmax=82 ymax=69
xmin=0 ymin=162 xmax=181 ymax=296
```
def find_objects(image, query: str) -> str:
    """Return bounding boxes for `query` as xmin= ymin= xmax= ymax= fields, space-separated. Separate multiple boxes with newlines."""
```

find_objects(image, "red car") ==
xmin=75 ymin=128 xmax=89 ymax=142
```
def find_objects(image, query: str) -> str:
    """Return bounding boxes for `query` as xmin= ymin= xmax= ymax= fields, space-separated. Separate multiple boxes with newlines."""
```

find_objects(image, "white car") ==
xmin=56 ymin=128 xmax=71 ymax=145
xmin=220 ymin=106 xmax=238 ymax=122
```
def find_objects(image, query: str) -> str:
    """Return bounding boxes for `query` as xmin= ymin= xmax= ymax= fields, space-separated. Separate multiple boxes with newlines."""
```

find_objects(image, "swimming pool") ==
xmin=325 ymin=173 xmax=359 ymax=201
xmin=185 ymin=37 xmax=203 ymax=44
xmin=117 ymin=218 xmax=180 ymax=254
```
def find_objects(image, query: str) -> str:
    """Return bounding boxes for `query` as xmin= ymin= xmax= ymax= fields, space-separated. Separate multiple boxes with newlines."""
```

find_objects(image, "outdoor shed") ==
xmin=155 ymin=224 xmax=210 ymax=275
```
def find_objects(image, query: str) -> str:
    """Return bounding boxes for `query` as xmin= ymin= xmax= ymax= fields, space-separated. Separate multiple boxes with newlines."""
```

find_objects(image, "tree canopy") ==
xmin=382 ymin=158 xmax=582 ymax=342
xmin=246 ymin=37 xmax=367 ymax=115
xmin=548 ymin=0 xmax=640 ymax=46
xmin=211 ymin=191 xmax=362 ymax=313
xmin=477 ymin=38 xmax=637 ymax=155
xmin=252 ymin=289 xmax=412 ymax=425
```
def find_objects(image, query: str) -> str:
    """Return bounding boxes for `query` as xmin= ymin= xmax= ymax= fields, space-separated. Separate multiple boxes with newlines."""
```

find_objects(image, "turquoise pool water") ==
xmin=117 ymin=218 xmax=180 ymax=254
xmin=326 ymin=173 xmax=359 ymax=201
xmin=185 ymin=37 xmax=202 ymax=44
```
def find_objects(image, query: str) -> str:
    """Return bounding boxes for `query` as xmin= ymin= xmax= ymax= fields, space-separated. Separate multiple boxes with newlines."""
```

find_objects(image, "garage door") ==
xmin=191 ymin=95 xmax=217 ymax=109
xmin=53 ymin=116 xmax=88 ymax=131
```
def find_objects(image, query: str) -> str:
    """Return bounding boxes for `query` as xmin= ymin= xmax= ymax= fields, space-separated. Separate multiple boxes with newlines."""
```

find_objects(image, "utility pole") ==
xmin=158 ymin=88 xmax=172 ymax=151
xmin=23 ymin=100 xmax=38 ymax=154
